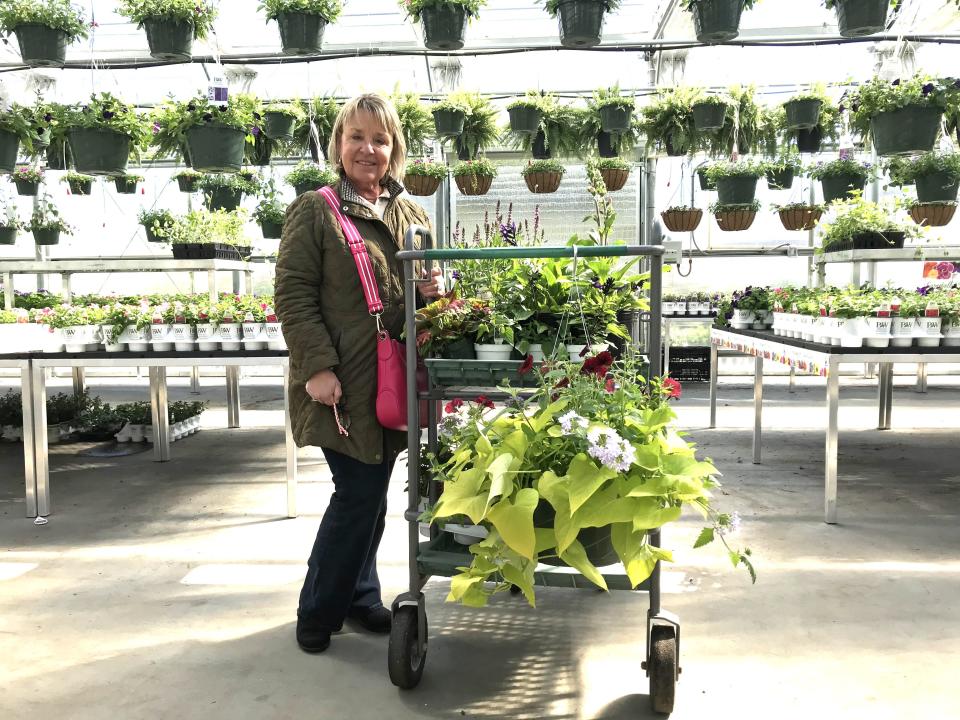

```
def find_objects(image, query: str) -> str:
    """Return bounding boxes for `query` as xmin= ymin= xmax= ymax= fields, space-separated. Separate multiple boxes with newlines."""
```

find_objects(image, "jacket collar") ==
xmin=337 ymin=174 xmax=405 ymax=219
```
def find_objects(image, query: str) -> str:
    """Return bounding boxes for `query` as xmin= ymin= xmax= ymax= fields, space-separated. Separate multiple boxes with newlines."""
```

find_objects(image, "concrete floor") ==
xmin=0 ymin=373 xmax=958 ymax=720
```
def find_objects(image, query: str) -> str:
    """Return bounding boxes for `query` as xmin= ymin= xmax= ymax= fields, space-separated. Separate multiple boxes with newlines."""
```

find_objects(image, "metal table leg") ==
xmin=283 ymin=361 xmax=297 ymax=518
xmin=62 ymin=274 xmax=72 ymax=303
xmin=663 ymin=318 xmax=671 ymax=377
xmin=208 ymin=269 xmax=217 ymax=305
xmin=21 ymin=363 xmax=38 ymax=518
xmin=232 ymin=270 xmax=242 ymax=295
xmin=149 ymin=366 xmax=170 ymax=462
xmin=31 ymin=364 xmax=50 ymax=517
xmin=226 ymin=365 xmax=240 ymax=428
xmin=825 ymin=361 xmax=840 ymax=524
xmin=883 ymin=363 xmax=894 ymax=429
xmin=708 ymin=344 xmax=718 ymax=429
xmin=788 ymin=366 xmax=796 ymax=393
xmin=916 ymin=362 xmax=927 ymax=393
xmin=2 ymin=273 xmax=13 ymax=310
xmin=72 ymin=367 xmax=85 ymax=396
xmin=190 ymin=365 xmax=200 ymax=394
xmin=752 ymin=355 xmax=763 ymax=465
xmin=877 ymin=362 xmax=889 ymax=430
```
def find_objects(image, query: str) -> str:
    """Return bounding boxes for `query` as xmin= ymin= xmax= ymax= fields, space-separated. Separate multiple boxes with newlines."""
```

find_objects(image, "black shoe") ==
xmin=296 ymin=617 xmax=331 ymax=653
xmin=347 ymin=604 xmax=391 ymax=634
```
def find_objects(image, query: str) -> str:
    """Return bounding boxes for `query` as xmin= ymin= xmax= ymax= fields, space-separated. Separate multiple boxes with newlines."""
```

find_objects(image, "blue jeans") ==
xmin=298 ymin=446 xmax=393 ymax=631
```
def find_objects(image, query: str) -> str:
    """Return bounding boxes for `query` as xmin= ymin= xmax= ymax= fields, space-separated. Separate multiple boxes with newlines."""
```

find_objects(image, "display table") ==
xmin=709 ymin=328 xmax=960 ymax=524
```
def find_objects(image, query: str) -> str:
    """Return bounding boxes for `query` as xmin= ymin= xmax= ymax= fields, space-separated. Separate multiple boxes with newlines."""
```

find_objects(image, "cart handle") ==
xmin=396 ymin=245 xmax=665 ymax=261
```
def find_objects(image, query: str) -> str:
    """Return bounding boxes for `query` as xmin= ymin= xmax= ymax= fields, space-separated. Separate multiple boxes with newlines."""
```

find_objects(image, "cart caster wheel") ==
xmin=388 ymin=606 xmax=427 ymax=690
xmin=509 ymin=585 xmax=522 ymax=595
xmin=649 ymin=625 xmax=677 ymax=715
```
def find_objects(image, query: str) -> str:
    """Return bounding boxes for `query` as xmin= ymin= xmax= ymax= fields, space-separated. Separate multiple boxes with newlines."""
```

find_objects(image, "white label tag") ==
xmin=208 ymin=75 xmax=228 ymax=108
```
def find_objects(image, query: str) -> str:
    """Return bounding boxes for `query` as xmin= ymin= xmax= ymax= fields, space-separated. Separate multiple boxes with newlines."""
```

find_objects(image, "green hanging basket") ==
xmin=114 ymin=177 xmax=139 ymax=194
xmin=690 ymin=0 xmax=744 ymax=43
xmin=0 ymin=130 xmax=19 ymax=174
xmin=0 ymin=227 xmax=17 ymax=245
xmin=697 ymin=167 xmax=716 ymax=191
xmin=915 ymin=172 xmax=960 ymax=204
xmin=246 ymin=133 xmax=274 ymax=167
xmin=421 ymin=5 xmax=468 ymax=50
xmin=14 ymin=180 xmax=39 ymax=196
xmin=177 ymin=175 xmax=198 ymax=192
xmin=186 ymin=125 xmax=247 ymax=173
xmin=68 ymin=178 xmax=93 ymax=195
xmin=597 ymin=131 xmax=618 ymax=158
xmin=870 ymin=105 xmax=943 ymax=156
xmin=142 ymin=224 xmax=165 ymax=243
xmin=821 ymin=173 xmax=866 ymax=203
xmin=295 ymin=181 xmax=319 ymax=196
xmin=12 ymin=24 xmax=68 ymax=68
xmin=508 ymin=106 xmax=543 ymax=135
xmin=796 ymin=126 xmax=823 ymax=153
xmin=432 ymin=108 xmax=465 ymax=137
xmin=783 ymin=98 xmax=823 ymax=130
xmin=765 ymin=168 xmax=795 ymax=190
xmin=33 ymin=228 xmax=61 ymax=246
xmin=143 ymin=18 xmax=194 ymax=61
xmin=276 ymin=11 xmax=326 ymax=56
xmin=68 ymin=128 xmax=131 ymax=176
xmin=598 ymin=106 xmax=633 ymax=133
xmin=834 ymin=0 xmax=889 ymax=37
xmin=555 ymin=0 xmax=605 ymax=48
xmin=263 ymin=112 xmax=297 ymax=142
xmin=260 ymin=220 xmax=283 ymax=239
xmin=716 ymin=175 xmax=758 ymax=205
xmin=204 ymin=187 xmax=243 ymax=212
xmin=691 ymin=102 xmax=727 ymax=131
xmin=663 ymin=132 xmax=687 ymax=157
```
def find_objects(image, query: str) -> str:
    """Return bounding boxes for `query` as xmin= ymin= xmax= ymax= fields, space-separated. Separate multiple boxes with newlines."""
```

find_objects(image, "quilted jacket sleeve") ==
xmin=274 ymin=193 xmax=339 ymax=385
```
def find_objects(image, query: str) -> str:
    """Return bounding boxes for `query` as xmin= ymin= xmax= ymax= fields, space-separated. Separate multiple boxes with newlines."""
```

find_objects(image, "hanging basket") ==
xmin=834 ymin=0 xmax=889 ymax=37
xmin=596 ymin=131 xmax=618 ymax=158
xmin=765 ymin=168 xmax=795 ymax=190
xmin=0 ymin=130 xmax=20 ymax=174
xmin=778 ymin=207 xmax=822 ymax=231
xmin=309 ymin=133 xmax=329 ymax=163
xmin=910 ymin=203 xmax=956 ymax=228
xmin=523 ymin=171 xmax=563 ymax=194
xmin=142 ymin=224 xmax=166 ymax=243
xmin=716 ymin=175 xmax=758 ymax=205
xmin=420 ymin=4 xmax=468 ymax=51
xmin=915 ymin=172 xmax=959 ymax=204
xmin=46 ymin=138 xmax=70 ymax=170
xmin=454 ymin=174 xmax=493 ymax=196
xmin=663 ymin=132 xmax=687 ymax=157
xmin=432 ymin=108 xmax=465 ymax=137
xmin=186 ymin=125 xmax=247 ymax=173
xmin=783 ymin=98 xmax=823 ymax=130
xmin=114 ymin=177 xmax=139 ymax=194
xmin=246 ymin=133 xmax=273 ymax=167
xmin=455 ymin=137 xmax=476 ymax=162
xmin=796 ymin=126 xmax=823 ymax=153
xmin=294 ymin=181 xmax=320 ymax=196
xmin=404 ymin=174 xmax=442 ymax=196
xmin=276 ymin=11 xmax=326 ymax=56
xmin=143 ymin=18 xmax=193 ymax=61
xmin=870 ymin=105 xmax=943 ymax=157
xmin=821 ymin=173 xmax=866 ymax=203
xmin=714 ymin=208 xmax=757 ymax=231
xmin=690 ymin=0 xmax=744 ymax=44
xmin=691 ymin=101 xmax=727 ymax=131
xmin=205 ymin=187 xmax=243 ymax=212
xmin=660 ymin=208 xmax=703 ymax=233
xmin=67 ymin=178 xmax=93 ymax=195
xmin=600 ymin=167 xmax=630 ymax=192
xmin=598 ymin=106 xmax=633 ymax=133
xmin=33 ymin=228 xmax=61 ymax=245
xmin=12 ymin=24 xmax=68 ymax=68
xmin=14 ymin=180 xmax=39 ymax=196
xmin=177 ymin=175 xmax=198 ymax=192
xmin=263 ymin=112 xmax=297 ymax=142
xmin=532 ymin=130 xmax=551 ymax=160
xmin=0 ymin=227 xmax=17 ymax=245
xmin=508 ymin=106 xmax=543 ymax=135
xmin=697 ymin=168 xmax=716 ymax=191
xmin=68 ymin=128 xmax=131 ymax=176
xmin=260 ymin=220 xmax=283 ymax=239
xmin=555 ymin=0 xmax=605 ymax=48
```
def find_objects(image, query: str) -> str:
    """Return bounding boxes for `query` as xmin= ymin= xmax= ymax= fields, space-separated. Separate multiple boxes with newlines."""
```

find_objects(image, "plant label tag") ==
xmin=208 ymin=76 xmax=228 ymax=108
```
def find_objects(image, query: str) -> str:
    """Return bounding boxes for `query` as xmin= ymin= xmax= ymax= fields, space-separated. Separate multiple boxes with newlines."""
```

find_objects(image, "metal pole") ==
xmin=824 ymin=360 xmax=840 ymax=524
xmin=403 ymin=242 xmax=422 ymax=597
xmin=226 ymin=365 xmax=240 ymax=428
xmin=877 ymin=362 xmax=889 ymax=429
xmin=208 ymin=269 xmax=217 ymax=305
xmin=915 ymin=362 xmax=927 ymax=393
xmin=283 ymin=360 xmax=297 ymax=518
xmin=648 ymin=253 xmax=663 ymax=377
xmin=21 ymin=362 xmax=38 ymax=518
xmin=31 ymin=364 xmax=50 ymax=517
xmin=752 ymin=355 xmax=763 ymax=464
xmin=708 ymin=343 xmax=718 ymax=428
xmin=149 ymin=366 xmax=171 ymax=461
xmin=2 ymin=273 xmax=12 ymax=310
xmin=72 ymin=367 xmax=85 ymax=396
xmin=190 ymin=365 xmax=201 ymax=394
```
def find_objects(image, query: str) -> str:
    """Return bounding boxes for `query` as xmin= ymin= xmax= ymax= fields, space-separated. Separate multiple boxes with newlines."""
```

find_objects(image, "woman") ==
xmin=275 ymin=93 xmax=442 ymax=654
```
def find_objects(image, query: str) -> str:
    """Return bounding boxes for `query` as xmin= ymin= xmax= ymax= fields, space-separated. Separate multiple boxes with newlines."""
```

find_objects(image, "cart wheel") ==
xmin=649 ymin=624 xmax=677 ymax=715
xmin=509 ymin=584 xmax=522 ymax=595
xmin=388 ymin=606 xmax=428 ymax=689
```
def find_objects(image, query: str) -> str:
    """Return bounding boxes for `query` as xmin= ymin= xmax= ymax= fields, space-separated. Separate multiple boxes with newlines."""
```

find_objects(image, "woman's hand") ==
xmin=305 ymin=370 xmax=342 ymax=406
xmin=418 ymin=268 xmax=445 ymax=299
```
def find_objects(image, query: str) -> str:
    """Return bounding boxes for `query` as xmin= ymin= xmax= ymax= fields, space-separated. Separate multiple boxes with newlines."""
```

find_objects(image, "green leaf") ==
xmin=632 ymin=501 xmax=682 ymax=532
xmin=432 ymin=467 xmax=488 ymax=524
xmin=486 ymin=488 xmax=539 ymax=561
xmin=501 ymin=561 xmax=536 ymax=607
xmin=624 ymin=473 xmax=676 ymax=497
xmin=485 ymin=452 xmax=515 ymax=511
xmin=530 ymin=397 xmax=569 ymax=433
xmin=447 ymin=571 xmax=485 ymax=603
xmin=534 ymin=527 xmax=557 ymax=553
xmin=566 ymin=453 xmax=617 ymax=514
xmin=631 ymin=441 xmax=662 ymax=471
xmin=502 ymin=429 xmax=529 ymax=461
xmin=693 ymin=527 xmax=715 ymax=549
xmin=559 ymin=539 xmax=608 ymax=591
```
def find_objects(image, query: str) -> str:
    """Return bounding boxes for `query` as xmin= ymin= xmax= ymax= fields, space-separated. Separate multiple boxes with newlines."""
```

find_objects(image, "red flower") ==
xmin=605 ymin=376 xmax=616 ymax=393
xmin=663 ymin=377 xmax=682 ymax=399
xmin=444 ymin=398 xmax=464 ymax=414
xmin=474 ymin=395 xmax=495 ymax=409
xmin=581 ymin=351 xmax=613 ymax=379
xmin=518 ymin=354 xmax=534 ymax=375
xmin=416 ymin=330 xmax=431 ymax=348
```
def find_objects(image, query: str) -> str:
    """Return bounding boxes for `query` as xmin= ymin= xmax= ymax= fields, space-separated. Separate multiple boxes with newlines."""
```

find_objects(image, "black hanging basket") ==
xmin=177 ymin=175 xmax=199 ymax=192
xmin=455 ymin=137 xmax=476 ymax=162
xmin=0 ymin=227 xmax=17 ymax=245
xmin=690 ymin=0 xmax=744 ymax=44
xmin=834 ymin=0 xmax=889 ymax=37
xmin=432 ymin=108 xmax=465 ymax=137
xmin=12 ymin=24 xmax=68 ymax=68
xmin=783 ymin=98 xmax=823 ymax=130
xmin=555 ymin=0 xmax=606 ymax=48
xmin=597 ymin=131 xmax=618 ymax=158
xmin=796 ymin=126 xmax=823 ymax=153
xmin=663 ymin=133 xmax=687 ymax=157
xmin=68 ymin=178 xmax=93 ymax=195
xmin=114 ymin=177 xmax=139 ymax=194
xmin=45 ymin=139 xmax=70 ymax=170
xmin=532 ymin=130 xmax=551 ymax=160
xmin=765 ymin=168 xmax=795 ymax=190
xmin=261 ymin=220 xmax=283 ymax=239
xmin=246 ymin=133 xmax=274 ymax=167
xmin=142 ymin=224 xmax=165 ymax=243
xmin=598 ymin=106 xmax=633 ymax=133
xmin=508 ymin=106 xmax=543 ymax=135
xmin=276 ymin=11 xmax=326 ymax=55
xmin=309 ymin=133 xmax=329 ymax=163
xmin=697 ymin=167 xmax=716 ymax=191
xmin=33 ymin=228 xmax=61 ymax=246
xmin=820 ymin=173 xmax=866 ymax=203
xmin=143 ymin=18 xmax=193 ymax=61
xmin=263 ymin=112 xmax=297 ymax=141
xmin=915 ymin=172 xmax=960 ymax=204
xmin=68 ymin=128 xmax=131 ymax=176
xmin=295 ymin=181 xmax=320 ymax=196
xmin=186 ymin=125 xmax=247 ymax=173
xmin=870 ymin=105 xmax=943 ymax=156
xmin=716 ymin=175 xmax=758 ymax=205
xmin=420 ymin=4 xmax=468 ymax=51
xmin=691 ymin=102 xmax=727 ymax=131
xmin=14 ymin=180 xmax=39 ymax=196
xmin=204 ymin=187 xmax=243 ymax=212
xmin=0 ymin=130 xmax=19 ymax=174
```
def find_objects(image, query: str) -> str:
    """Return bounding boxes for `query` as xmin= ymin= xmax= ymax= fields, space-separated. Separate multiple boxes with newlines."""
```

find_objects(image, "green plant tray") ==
xmin=416 ymin=532 xmax=645 ymax=591
xmin=424 ymin=358 xmax=538 ymax=388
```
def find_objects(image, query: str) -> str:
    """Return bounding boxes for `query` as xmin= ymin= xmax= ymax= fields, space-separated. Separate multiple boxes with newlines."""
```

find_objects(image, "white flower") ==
xmin=559 ymin=411 xmax=588 ymax=434
xmin=587 ymin=427 xmax=634 ymax=473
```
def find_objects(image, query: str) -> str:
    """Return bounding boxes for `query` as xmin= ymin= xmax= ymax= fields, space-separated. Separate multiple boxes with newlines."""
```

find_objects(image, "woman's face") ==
xmin=339 ymin=111 xmax=392 ymax=188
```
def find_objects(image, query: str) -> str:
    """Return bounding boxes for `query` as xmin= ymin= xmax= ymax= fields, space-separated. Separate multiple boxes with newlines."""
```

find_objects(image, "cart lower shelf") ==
xmin=417 ymin=532 xmax=650 ymax=592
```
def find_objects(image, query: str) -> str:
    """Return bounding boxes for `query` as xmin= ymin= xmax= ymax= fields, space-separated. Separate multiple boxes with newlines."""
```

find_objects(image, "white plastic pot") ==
xmin=171 ymin=323 xmax=195 ymax=351
xmin=218 ymin=323 xmax=242 ymax=351
xmin=674 ymin=301 xmax=688 ymax=316
xmin=1 ymin=425 xmax=23 ymax=442
xmin=61 ymin=325 xmax=94 ymax=353
xmin=127 ymin=424 xmax=145 ymax=443
xmin=527 ymin=344 xmax=545 ymax=363
xmin=443 ymin=523 xmax=489 ymax=546
xmin=46 ymin=424 xmax=60 ymax=445
xmin=195 ymin=323 xmax=218 ymax=351
xmin=120 ymin=325 xmax=150 ymax=352
xmin=943 ymin=320 xmax=960 ymax=347
xmin=242 ymin=322 xmax=267 ymax=350
xmin=730 ymin=309 xmax=755 ymax=329
xmin=265 ymin=322 xmax=286 ymax=351
xmin=916 ymin=316 xmax=942 ymax=347
xmin=150 ymin=323 xmax=174 ymax=351
xmin=864 ymin=316 xmax=892 ymax=348
xmin=662 ymin=302 xmax=676 ymax=316
xmin=474 ymin=343 xmax=513 ymax=361
xmin=890 ymin=316 xmax=918 ymax=348
xmin=101 ymin=324 xmax=124 ymax=352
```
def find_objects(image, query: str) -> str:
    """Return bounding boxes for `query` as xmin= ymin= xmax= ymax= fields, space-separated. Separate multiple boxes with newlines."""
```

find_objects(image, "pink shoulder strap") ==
xmin=317 ymin=186 xmax=384 ymax=315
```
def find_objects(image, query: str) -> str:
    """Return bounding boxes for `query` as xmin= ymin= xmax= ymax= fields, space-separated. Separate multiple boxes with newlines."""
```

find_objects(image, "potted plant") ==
xmin=506 ymin=99 xmax=583 ymax=160
xmin=696 ymin=162 xmax=716 ymax=191
xmin=400 ymin=0 xmax=486 ymax=50
xmin=682 ymin=0 xmax=756 ymax=44
xmin=783 ymin=86 xmax=828 ymax=130
xmin=591 ymin=85 xmax=634 ymax=133
xmin=762 ymin=154 xmax=801 ymax=190
xmin=0 ymin=104 xmax=36 ymax=174
xmin=639 ymin=87 xmax=697 ymax=157
xmin=706 ymin=161 xmax=764 ymax=204
xmin=535 ymin=0 xmax=621 ymax=48
xmin=820 ymin=196 xmax=916 ymax=253
xmin=808 ymin=158 xmax=873 ymax=203
xmin=254 ymin=178 xmax=286 ymax=239
xmin=414 ymin=296 xmax=480 ymax=359
xmin=711 ymin=200 xmax=760 ymax=232
xmin=62 ymin=171 xmax=94 ymax=195
xmin=198 ymin=173 xmax=258 ymax=212
xmin=773 ymin=202 xmax=824 ymax=231
xmin=506 ymin=92 xmax=546 ymax=135
xmin=522 ymin=159 xmax=565 ymax=194
xmin=168 ymin=208 xmax=251 ymax=260
xmin=114 ymin=173 xmax=143 ymax=194
xmin=139 ymin=208 xmax=175 ymax=243
xmin=596 ymin=157 xmax=631 ymax=192
xmin=909 ymin=201 xmax=956 ymax=228
xmin=65 ymin=93 xmax=147 ymax=176
xmin=469 ymin=305 xmax=515 ymax=360
xmin=691 ymin=93 xmax=730 ymax=131
xmin=706 ymin=85 xmax=762 ymax=156
xmin=292 ymin=95 xmax=340 ymax=162
xmin=449 ymin=92 xmax=499 ymax=161
xmin=899 ymin=152 xmax=960 ymax=204
xmin=823 ymin=0 xmax=893 ymax=37
xmin=392 ymin=92 xmax=434 ymax=157
xmin=28 ymin=197 xmax=73 ymax=245
xmin=178 ymin=93 xmax=255 ymax=173
xmin=259 ymin=0 xmax=344 ymax=55
xmin=261 ymin=100 xmax=305 ymax=141
xmin=11 ymin=165 xmax=43 ymax=195
xmin=660 ymin=206 xmax=703 ymax=233
xmin=848 ymin=75 xmax=957 ymax=157
xmin=404 ymin=159 xmax=448 ymax=197
xmin=173 ymin=169 xmax=201 ymax=192
xmin=286 ymin=160 xmax=338 ymax=196
xmin=117 ymin=0 xmax=218 ymax=61
xmin=0 ymin=204 xmax=23 ymax=245
xmin=0 ymin=0 xmax=88 ymax=67
xmin=453 ymin=158 xmax=496 ymax=196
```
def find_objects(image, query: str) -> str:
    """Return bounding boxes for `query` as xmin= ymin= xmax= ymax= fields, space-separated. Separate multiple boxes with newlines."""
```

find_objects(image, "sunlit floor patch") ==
xmin=180 ymin=563 xmax=303 ymax=586
xmin=0 ymin=563 xmax=38 ymax=581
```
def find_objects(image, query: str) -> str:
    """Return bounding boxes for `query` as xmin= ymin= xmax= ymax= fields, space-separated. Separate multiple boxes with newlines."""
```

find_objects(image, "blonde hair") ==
xmin=328 ymin=93 xmax=407 ymax=182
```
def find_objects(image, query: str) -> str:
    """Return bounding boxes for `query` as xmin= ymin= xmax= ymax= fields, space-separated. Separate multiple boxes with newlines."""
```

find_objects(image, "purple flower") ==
xmin=202 ymin=112 xmax=213 ymax=122
xmin=499 ymin=221 xmax=517 ymax=245
xmin=922 ymin=83 xmax=935 ymax=96
xmin=152 ymin=122 xmax=161 ymax=134
xmin=955 ymin=79 xmax=960 ymax=90
xmin=891 ymin=79 xmax=900 ymax=86
xmin=838 ymin=104 xmax=845 ymax=113
xmin=43 ymin=113 xmax=52 ymax=122
xmin=102 ymin=110 xmax=115 ymax=119
xmin=451 ymin=270 xmax=462 ymax=281
xmin=251 ymin=126 xmax=260 ymax=136
xmin=917 ymin=285 xmax=931 ymax=296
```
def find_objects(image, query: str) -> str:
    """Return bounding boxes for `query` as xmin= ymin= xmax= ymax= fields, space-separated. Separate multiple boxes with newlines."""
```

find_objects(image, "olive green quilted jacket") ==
xmin=274 ymin=177 xmax=430 ymax=464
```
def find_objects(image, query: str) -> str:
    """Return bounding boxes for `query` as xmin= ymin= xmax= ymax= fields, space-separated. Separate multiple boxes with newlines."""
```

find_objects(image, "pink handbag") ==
xmin=317 ymin=186 xmax=428 ymax=432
